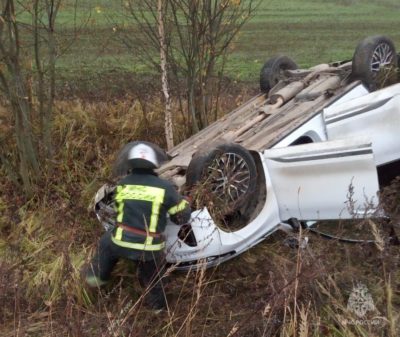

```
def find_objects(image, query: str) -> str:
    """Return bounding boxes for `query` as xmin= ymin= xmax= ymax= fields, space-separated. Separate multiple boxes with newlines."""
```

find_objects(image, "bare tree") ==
xmin=116 ymin=0 xmax=258 ymax=135
xmin=33 ymin=0 xmax=62 ymax=156
xmin=158 ymin=0 xmax=174 ymax=150
xmin=0 ymin=0 xmax=40 ymax=194
xmin=0 ymin=0 xmax=88 ymax=195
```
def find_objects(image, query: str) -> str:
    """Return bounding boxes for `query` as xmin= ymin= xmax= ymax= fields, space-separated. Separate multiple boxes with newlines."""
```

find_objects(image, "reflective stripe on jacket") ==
xmin=112 ymin=169 xmax=190 ymax=251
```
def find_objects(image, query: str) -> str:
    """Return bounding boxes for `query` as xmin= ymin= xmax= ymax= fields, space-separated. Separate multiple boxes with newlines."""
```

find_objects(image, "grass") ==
xmin=1 ymin=1 xmax=400 ymax=336
xmin=16 ymin=0 xmax=400 ymax=91
xmin=1 ymin=95 xmax=399 ymax=336
xmin=227 ymin=0 xmax=400 ymax=78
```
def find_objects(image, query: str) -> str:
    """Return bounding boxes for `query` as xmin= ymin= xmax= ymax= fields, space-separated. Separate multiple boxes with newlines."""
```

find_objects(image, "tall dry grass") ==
xmin=0 ymin=96 xmax=168 ymax=334
xmin=0 ymin=93 xmax=399 ymax=336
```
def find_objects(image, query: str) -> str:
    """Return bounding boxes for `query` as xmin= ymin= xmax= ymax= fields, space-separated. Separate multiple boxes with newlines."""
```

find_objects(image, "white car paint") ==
xmin=165 ymin=138 xmax=380 ymax=268
xmin=328 ymin=83 xmax=369 ymax=107
xmin=325 ymin=83 xmax=400 ymax=166
xmin=264 ymin=139 xmax=379 ymax=221
xmin=164 ymin=83 xmax=400 ymax=269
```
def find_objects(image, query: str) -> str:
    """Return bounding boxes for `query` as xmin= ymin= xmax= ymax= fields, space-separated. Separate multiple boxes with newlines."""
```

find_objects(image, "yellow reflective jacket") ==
xmin=112 ymin=169 xmax=190 ymax=251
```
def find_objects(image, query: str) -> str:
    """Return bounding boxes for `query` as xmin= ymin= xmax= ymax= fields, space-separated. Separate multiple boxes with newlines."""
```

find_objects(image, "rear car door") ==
xmin=324 ymin=83 xmax=400 ymax=166
xmin=264 ymin=138 xmax=379 ymax=221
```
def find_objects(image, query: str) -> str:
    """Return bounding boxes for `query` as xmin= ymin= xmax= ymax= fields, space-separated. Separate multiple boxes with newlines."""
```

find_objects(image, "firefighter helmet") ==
xmin=127 ymin=143 xmax=159 ymax=169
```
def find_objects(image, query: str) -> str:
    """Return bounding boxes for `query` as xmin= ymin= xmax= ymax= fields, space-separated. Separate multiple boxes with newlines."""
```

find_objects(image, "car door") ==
xmin=263 ymin=138 xmax=379 ymax=221
xmin=324 ymin=83 xmax=400 ymax=166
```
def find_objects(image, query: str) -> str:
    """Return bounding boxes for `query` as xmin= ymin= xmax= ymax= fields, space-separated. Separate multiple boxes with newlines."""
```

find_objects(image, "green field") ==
xmin=50 ymin=0 xmax=400 ymax=86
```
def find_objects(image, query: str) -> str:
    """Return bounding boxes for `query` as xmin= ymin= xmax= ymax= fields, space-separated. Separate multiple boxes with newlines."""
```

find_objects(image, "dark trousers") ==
xmin=88 ymin=232 xmax=166 ymax=309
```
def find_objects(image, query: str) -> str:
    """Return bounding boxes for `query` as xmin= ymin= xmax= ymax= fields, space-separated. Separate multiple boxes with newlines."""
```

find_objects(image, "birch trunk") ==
xmin=158 ymin=0 xmax=174 ymax=150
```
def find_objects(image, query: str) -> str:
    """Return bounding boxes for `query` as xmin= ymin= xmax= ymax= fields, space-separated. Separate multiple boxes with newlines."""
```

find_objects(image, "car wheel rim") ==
xmin=207 ymin=152 xmax=251 ymax=204
xmin=371 ymin=42 xmax=394 ymax=75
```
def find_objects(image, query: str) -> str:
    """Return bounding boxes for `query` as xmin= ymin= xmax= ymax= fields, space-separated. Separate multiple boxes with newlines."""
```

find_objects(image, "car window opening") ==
xmin=289 ymin=136 xmax=314 ymax=146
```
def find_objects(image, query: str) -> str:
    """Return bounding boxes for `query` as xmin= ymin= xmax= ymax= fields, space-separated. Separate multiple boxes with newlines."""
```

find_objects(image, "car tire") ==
xmin=186 ymin=143 xmax=257 ymax=215
xmin=398 ymin=53 xmax=400 ymax=81
xmin=260 ymin=55 xmax=298 ymax=93
xmin=352 ymin=35 xmax=397 ymax=90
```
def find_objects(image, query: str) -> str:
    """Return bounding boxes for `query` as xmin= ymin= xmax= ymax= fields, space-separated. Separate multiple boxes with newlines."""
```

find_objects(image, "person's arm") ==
xmin=166 ymin=185 xmax=191 ymax=225
xmin=168 ymin=199 xmax=191 ymax=225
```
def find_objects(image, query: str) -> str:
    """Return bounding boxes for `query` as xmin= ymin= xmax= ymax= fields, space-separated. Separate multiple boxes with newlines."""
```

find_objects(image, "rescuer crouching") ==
xmin=85 ymin=141 xmax=191 ymax=311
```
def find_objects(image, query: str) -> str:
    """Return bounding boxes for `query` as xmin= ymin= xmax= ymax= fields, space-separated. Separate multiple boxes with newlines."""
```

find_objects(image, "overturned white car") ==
xmin=95 ymin=35 xmax=400 ymax=269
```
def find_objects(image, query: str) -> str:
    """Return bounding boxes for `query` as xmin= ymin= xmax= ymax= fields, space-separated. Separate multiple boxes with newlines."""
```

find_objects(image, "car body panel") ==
xmin=264 ymin=139 xmax=379 ymax=221
xmin=273 ymin=113 xmax=326 ymax=147
xmin=165 ymin=138 xmax=380 ymax=268
xmin=324 ymin=83 xmax=400 ymax=166
xmin=328 ymin=83 xmax=369 ymax=107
